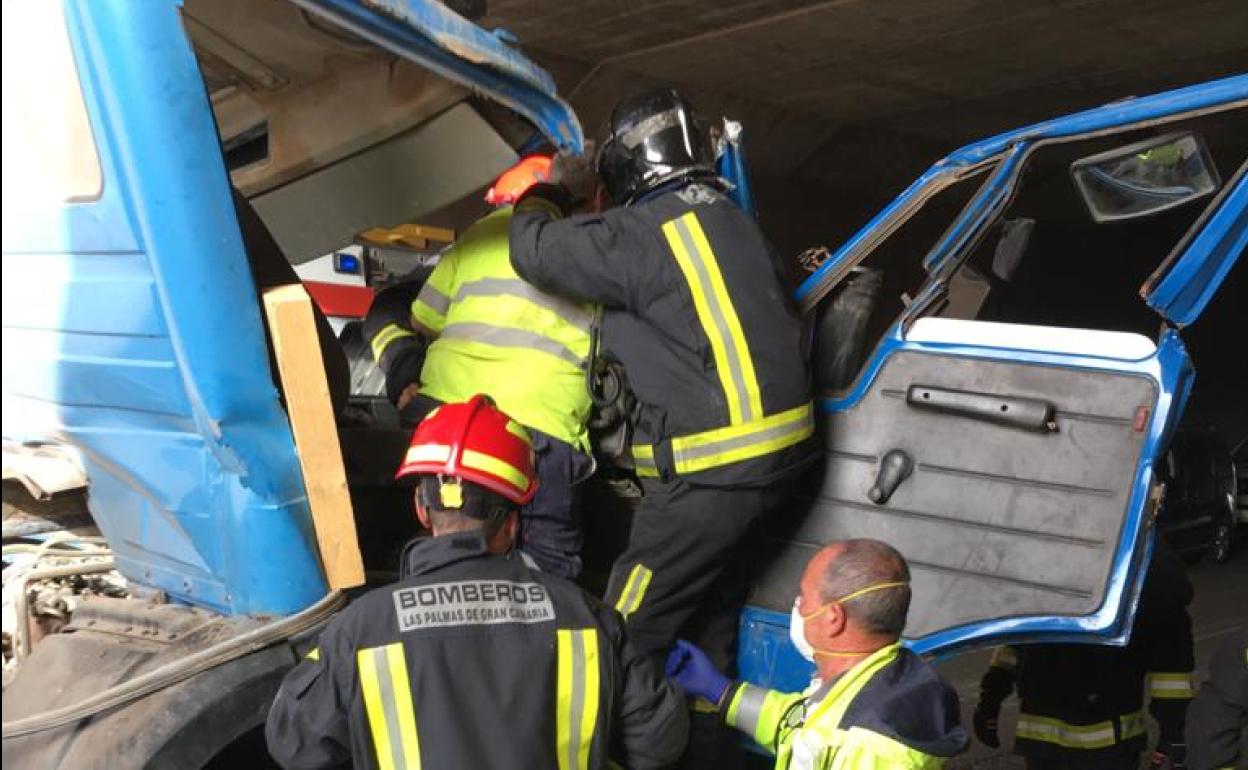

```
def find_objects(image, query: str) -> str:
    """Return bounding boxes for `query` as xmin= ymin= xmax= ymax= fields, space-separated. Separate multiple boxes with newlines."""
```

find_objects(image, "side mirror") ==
xmin=1070 ymin=132 xmax=1219 ymax=223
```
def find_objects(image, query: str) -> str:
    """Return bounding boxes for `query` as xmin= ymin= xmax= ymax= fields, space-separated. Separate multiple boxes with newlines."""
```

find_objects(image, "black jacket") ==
xmin=510 ymin=182 xmax=815 ymax=487
xmin=1185 ymin=627 xmax=1247 ymax=770
xmin=265 ymin=533 xmax=688 ymax=769
xmin=978 ymin=543 xmax=1196 ymax=763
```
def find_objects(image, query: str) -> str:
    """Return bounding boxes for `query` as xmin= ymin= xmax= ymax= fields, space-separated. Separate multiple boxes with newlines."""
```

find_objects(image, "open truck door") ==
xmin=740 ymin=76 xmax=1248 ymax=691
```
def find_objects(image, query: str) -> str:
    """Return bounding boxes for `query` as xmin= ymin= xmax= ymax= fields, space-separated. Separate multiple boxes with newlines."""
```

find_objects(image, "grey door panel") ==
xmin=752 ymin=349 xmax=1157 ymax=641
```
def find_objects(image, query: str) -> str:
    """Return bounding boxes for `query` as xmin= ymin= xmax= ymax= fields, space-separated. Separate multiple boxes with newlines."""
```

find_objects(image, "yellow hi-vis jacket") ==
xmin=408 ymin=208 xmax=594 ymax=452
xmin=722 ymin=644 xmax=967 ymax=769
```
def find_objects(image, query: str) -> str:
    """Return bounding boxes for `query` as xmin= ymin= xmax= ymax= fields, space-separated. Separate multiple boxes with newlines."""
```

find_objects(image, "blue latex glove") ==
xmin=665 ymin=639 xmax=731 ymax=707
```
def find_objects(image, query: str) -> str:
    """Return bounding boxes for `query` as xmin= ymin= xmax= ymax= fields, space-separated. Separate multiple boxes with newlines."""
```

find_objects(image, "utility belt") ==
xmin=633 ymin=402 xmax=815 ymax=480
xmin=1014 ymin=709 xmax=1147 ymax=751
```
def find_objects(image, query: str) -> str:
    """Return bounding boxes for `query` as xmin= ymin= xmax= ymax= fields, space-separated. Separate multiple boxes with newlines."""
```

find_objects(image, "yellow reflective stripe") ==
xmin=385 ymin=644 xmax=421 ymax=769
xmin=662 ymin=213 xmax=761 ymax=425
xmin=1015 ymin=710 xmax=1145 ymax=749
xmin=614 ymin=564 xmax=653 ymax=619
xmin=505 ymin=419 xmax=533 ymax=446
xmin=989 ymin=646 xmax=1018 ymax=671
xmin=1148 ymin=672 xmax=1196 ymax=699
xmin=556 ymin=629 xmax=600 ymax=770
xmin=305 ymin=647 xmax=320 ymax=661
xmin=372 ymin=323 xmax=417 ymax=361
xmin=683 ymin=213 xmax=763 ymax=421
xmin=358 ymin=644 xmax=421 ymax=770
xmin=461 ymin=448 xmax=532 ymax=494
xmin=670 ymin=402 xmax=813 ymax=474
xmin=632 ymin=444 xmax=660 ymax=478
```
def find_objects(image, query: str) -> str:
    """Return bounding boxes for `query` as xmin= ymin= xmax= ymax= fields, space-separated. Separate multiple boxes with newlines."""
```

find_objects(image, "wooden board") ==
xmin=262 ymin=284 xmax=365 ymax=590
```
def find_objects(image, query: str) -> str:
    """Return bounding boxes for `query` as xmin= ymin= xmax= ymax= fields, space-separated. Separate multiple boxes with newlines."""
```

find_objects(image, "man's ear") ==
xmin=415 ymin=494 xmax=432 ymax=531
xmin=820 ymin=602 xmax=848 ymax=641
xmin=504 ymin=509 xmax=520 ymax=543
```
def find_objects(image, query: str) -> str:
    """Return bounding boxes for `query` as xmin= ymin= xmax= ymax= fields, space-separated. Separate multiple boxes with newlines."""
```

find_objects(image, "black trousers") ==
xmin=604 ymin=477 xmax=778 ymax=667
xmin=523 ymin=430 xmax=594 ymax=579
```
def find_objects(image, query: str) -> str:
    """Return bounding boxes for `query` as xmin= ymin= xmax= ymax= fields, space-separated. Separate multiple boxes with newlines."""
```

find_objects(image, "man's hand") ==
xmin=395 ymin=382 xmax=422 ymax=411
xmin=665 ymin=639 xmax=731 ymax=708
xmin=972 ymin=703 xmax=1000 ymax=748
xmin=548 ymin=150 xmax=599 ymax=205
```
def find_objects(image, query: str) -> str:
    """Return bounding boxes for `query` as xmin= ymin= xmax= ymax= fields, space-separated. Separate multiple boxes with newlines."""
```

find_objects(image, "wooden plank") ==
xmin=262 ymin=284 xmax=365 ymax=590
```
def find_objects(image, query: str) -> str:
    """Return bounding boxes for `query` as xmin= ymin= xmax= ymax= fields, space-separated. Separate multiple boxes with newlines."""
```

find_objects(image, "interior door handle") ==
xmin=869 ymin=449 xmax=914 ymax=505
xmin=907 ymin=384 xmax=1058 ymax=432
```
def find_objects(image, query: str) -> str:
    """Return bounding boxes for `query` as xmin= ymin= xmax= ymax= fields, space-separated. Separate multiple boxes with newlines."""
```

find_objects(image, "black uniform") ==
xmin=976 ymin=543 xmax=1196 ymax=770
xmin=510 ymin=181 xmax=815 ymax=663
xmin=1185 ymin=627 xmax=1247 ymax=770
xmin=265 ymin=532 xmax=688 ymax=769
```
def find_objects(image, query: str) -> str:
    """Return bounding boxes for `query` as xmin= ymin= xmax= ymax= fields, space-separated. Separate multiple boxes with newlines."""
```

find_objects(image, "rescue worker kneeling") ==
xmin=265 ymin=396 xmax=688 ymax=769
xmin=665 ymin=539 xmax=967 ymax=769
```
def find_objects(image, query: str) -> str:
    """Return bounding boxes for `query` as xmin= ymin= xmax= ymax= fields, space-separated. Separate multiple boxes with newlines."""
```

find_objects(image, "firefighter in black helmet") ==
xmin=508 ymin=87 xmax=816 ymax=681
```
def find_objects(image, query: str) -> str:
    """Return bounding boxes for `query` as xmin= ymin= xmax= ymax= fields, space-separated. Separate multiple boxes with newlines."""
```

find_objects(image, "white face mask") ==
xmin=789 ymin=581 xmax=910 ymax=664
xmin=790 ymin=599 xmax=816 ymax=663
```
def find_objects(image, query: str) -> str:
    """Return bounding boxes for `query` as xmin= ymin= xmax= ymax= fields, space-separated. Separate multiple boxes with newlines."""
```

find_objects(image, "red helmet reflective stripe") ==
xmin=395 ymin=395 xmax=538 ymax=505
xmin=485 ymin=155 xmax=553 ymax=206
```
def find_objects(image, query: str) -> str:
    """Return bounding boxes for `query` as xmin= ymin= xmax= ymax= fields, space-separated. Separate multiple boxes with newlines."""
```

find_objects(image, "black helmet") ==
xmin=596 ymin=87 xmax=715 ymax=205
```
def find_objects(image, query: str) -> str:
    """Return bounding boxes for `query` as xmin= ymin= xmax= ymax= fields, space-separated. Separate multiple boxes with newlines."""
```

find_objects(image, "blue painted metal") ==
xmin=294 ymin=0 xmax=584 ymax=153
xmin=1146 ymin=166 xmax=1248 ymax=327
xmin=738 ymin=322 xmax=1195 ymax=687
xmin=921 ymin=143 xmax=1027 ymax=273
xmin=3 ymin=0 xmax=584 ymax=617
xmin=1 ymin=0 xmax=330 ymax=615
xmin=945 ymin=74 xmax=1248 ymax=167
xmin=797 ymin=74 xmax=1248 ymax=308
xmin=716 ymin=126 xmax=757 ymax=216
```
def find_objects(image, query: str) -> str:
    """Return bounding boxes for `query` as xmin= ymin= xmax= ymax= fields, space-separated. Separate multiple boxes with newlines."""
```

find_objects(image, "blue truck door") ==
xmin=1 ymin=0 xmax=327 ymax=615
xmin=741 ymin=80 xmax=1248 ymax=691
xmin=1143 ymin=161 xmax=1247 ymax=327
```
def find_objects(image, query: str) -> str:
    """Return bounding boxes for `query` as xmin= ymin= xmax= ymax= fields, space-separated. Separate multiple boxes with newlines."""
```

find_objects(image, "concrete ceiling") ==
xmin=483 ymin=0 xmax=1248 ymax=188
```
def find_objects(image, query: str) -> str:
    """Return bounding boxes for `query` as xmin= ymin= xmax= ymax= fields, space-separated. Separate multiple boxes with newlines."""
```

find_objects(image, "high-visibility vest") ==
xmin=410 ymin=208 xmax=594 ymax=451
xmin=725 ymin=644 xmax=962 ymax=769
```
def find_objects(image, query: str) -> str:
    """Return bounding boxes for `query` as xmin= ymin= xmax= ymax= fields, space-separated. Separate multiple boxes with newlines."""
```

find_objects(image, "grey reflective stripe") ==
xmin=671 ymin=217 xmax=756 ymax=422
xmin=733 ymin=684 xmax=769 ymax=737
xmin=415 ymin=282 xmax=451 ymax=316
xmin=566 ymin=631 xmax=587 ymax=770
xmin=672 ymin=409 xmax=814 ymax=465
xmin=455 ymin=277 xmax=594 ymax=331
xmin=438 ymin=322 xmax=584 ymax=367
xmin=364 ymin=647 xmax=415 ymax=770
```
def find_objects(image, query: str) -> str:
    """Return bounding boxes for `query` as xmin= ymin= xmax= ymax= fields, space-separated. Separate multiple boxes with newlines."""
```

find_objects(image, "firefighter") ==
xmin=1185 ymin=627 xmax=1247 ymax=770
xmin=364 ymin=155 xmax=595 ymax=579
xmin=666 ymin=539 xmax=968 ymax=768
xmin=973 ymin=541 xmax=1196 ymax=770
xmin=264 ymin=396 xmax=688 ymax=769
xmin=508 ymin=87 xmax=816 ymax=669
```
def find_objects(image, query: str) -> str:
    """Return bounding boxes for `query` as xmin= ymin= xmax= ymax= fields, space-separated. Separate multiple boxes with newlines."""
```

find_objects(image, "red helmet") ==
xmin=485 ymin=155 xmax=553 ymax=206
xmin=395 ymin=395 xmax=538 ymax=506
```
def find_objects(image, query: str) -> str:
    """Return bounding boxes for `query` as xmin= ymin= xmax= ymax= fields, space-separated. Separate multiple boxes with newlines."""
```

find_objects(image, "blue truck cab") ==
xmin=1 ymin=0 xmax=1244 ymax=764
